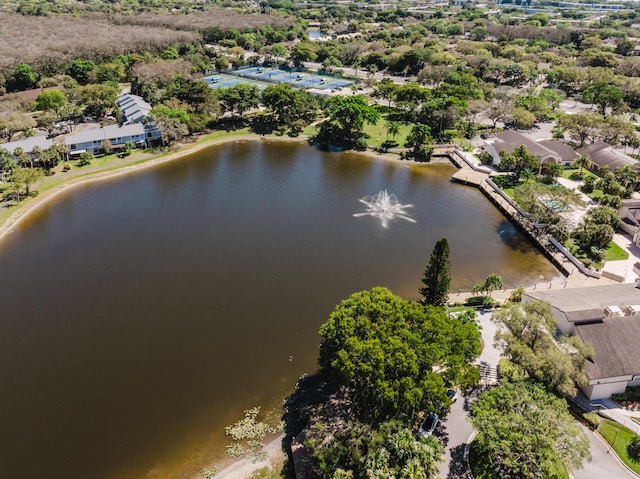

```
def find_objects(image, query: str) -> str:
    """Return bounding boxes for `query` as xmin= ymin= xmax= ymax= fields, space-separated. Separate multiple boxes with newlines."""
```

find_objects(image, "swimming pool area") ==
xmin=205 ymin=66 xmax=355 ymax=92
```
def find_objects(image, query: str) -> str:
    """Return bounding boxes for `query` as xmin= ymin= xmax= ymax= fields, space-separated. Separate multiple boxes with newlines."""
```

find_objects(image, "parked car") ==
xmin=417 ymin=413 xmax=439 ymax=439
xmin=446 ymin=388 xmax=459 ymax=403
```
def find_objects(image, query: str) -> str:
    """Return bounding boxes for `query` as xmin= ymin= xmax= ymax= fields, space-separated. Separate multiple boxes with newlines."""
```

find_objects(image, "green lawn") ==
xmin=469 ymin=441 xmax=569 ymax=479
xmin=605 ymin=241 xmax=630 ymax=262
xmin=362 ymin=121 xmax=413 ymax=148
xmin=598 ymin=419 xmax=640 ymax=474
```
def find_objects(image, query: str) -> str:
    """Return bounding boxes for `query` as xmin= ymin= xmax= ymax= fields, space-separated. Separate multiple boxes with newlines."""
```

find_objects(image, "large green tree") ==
xmin=321 ymin=94 xmax=380 ymax=147
xmin=493 ymin=301 xmax=592 ymax=397
xmin=217 ymin=83 xmax=261 ymax=120
xmin=419 ymin=237 xmax=451 ymax=307
xmin=471 ymin=381 xmax=591 ymax=479
xmin=318 ymin=287 xmax=480 ymax=423
xmin=35 ymin=89 xmax=67 ymax=112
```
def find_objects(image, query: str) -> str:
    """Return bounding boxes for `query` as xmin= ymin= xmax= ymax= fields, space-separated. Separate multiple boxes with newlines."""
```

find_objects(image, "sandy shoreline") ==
xmin=201 ymin=434 xmax=287 ymax=479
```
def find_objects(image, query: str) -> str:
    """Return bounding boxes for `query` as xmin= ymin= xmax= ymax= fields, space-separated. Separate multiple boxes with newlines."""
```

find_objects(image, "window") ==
xmin=71 ymin=144 xmax=77 ymax=150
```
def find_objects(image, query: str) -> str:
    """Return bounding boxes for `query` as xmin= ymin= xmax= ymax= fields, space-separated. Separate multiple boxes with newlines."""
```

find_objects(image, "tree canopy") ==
xmin=493 ymin=301 xmax=592 ymax=397
xmin=419 ymin=237 xmax=451 ymax=307
xmin=471 ymin=381 xmax=591 ymax=479
xmin=318 ymin=287 xmax=481 ymax=423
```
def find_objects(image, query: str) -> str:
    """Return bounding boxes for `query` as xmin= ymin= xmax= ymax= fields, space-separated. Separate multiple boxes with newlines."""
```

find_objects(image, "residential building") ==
xmin=1 ymin=135 xmax=53 ymax=158
xmin=483 ymin=130 xmax=578 ymax=167
xmin=117 ymin=94 xmax=152 ymax=124
xmin=577 ymin=141 xmax=638 ymax=172
xmin=65 ymin=124 xmax=147 ymax=156
xmin=524 ymin=284 xmax=640 ymax=399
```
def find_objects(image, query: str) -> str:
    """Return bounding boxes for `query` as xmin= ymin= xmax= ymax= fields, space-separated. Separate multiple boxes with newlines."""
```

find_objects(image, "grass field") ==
xmin=605 ymin=241 xmax=630 ymax=262
xmin=598 ymin=419 xmax=640 ymax=474
xmin=363 ymin=121 xmax=412 ymax=148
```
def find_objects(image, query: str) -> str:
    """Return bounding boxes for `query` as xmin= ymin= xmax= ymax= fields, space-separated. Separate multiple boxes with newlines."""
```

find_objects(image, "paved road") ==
xmin=574 ymin=426 xmax=637 ymax=479
xmin=437 ymin=310 xmax=637 ymax=478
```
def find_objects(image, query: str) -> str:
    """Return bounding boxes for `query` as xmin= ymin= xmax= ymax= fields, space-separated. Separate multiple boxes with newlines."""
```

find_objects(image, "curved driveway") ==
xmin=437 ymin=310 xmax=637 ymax=478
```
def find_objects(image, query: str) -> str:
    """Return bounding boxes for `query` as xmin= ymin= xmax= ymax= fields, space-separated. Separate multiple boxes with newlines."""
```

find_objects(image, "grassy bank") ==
xmin=0 ymin=128 xmax=253 ymax=235
xmin=598 ymin=419 xmax=640 ymax=474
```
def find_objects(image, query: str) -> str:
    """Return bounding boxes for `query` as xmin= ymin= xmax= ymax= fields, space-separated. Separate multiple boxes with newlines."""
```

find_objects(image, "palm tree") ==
xmin=615 ymin=165 xmax=637 ymax=196
xmin=545 ymin=162 xmax=563 ymax=182
xmin=386 ymin=120 xmax=400 ymax=142
xmin=574 ymin=154 xmax=590 ymax=175
xmin=521 ymin=168 xmax=536 ymax=183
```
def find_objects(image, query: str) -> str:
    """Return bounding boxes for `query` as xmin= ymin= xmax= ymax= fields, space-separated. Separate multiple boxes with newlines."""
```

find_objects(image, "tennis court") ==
xmin=232 ymin=66 xmax=355 ymax=91
xmin=205 ymin=74 xmax=270 ymax=90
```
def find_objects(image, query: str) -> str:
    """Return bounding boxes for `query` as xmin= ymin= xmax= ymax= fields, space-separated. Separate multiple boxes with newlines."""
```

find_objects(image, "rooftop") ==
xmin=524 ymin=283 xmax=640 ymax=323
xmin=577 ymin=141 xmax=638 ymax=170
xmin=576 ymin=316 xmax=640 ymax=380
xmin=1 ymin=135 xmax=53 ymax=154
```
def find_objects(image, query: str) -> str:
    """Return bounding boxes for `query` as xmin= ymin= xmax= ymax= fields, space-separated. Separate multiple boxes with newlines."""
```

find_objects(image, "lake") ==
xmin=0 ymin=140 xmax=558 ymax=479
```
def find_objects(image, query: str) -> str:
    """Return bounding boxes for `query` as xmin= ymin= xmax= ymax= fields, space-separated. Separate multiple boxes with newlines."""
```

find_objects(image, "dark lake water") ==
xmin=0 ymin=140 xmax=558 ymax=479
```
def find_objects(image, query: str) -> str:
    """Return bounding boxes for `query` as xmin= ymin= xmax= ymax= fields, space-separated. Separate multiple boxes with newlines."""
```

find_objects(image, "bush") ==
xmin=498 ymin=358 xmax=529 ymax=381
xmin=583 ymin=412 xmax=601 ymax=430
xmin=508 ymin=286 xmax=525 ymax=303
xmin=628 ymin=435 xmax=640 ymax=461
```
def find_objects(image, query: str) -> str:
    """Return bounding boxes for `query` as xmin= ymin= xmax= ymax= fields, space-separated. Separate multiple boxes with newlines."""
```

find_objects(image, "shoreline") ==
xmin=200 ymin=434 xmax=287 ymax=479
xmin=0 ymin=133 xmax=294 ymax=245
xmin=0 ymin=132 xmax=433 ymax=246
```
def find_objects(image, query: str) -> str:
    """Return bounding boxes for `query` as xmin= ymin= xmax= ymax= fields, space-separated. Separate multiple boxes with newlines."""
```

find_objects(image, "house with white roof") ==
xmin=1 ymin=135 xmax=53 ymax=158
xmin=524 ymin=284 xmax=640 ymax=400
xmin=117 ymin=94 xmax=152 ymax=124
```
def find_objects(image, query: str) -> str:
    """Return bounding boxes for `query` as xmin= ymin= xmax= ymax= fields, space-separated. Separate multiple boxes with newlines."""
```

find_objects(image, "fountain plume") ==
xmin=353 ymin=190 xmax=416 ymax=228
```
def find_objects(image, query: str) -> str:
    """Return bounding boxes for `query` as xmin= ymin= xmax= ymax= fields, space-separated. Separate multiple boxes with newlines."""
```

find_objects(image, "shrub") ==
xmin=508 ymin=286 xmax=525 ymax=303
xmin=583 ymin=412 xmax=600 ymax=430
xmin=628 ymin=434 xmax=640 ymax=461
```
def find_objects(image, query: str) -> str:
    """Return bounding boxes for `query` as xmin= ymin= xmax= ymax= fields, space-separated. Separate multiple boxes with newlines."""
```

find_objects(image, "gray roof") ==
xmin=65 ymin=124 xmax=145 ymax=146
xmin=577 ymin=141 xmax=638 ymax=170
xmin=485 ymin=131 xmax=577 ymax=164
xmin=1 ymin=135 xmax=52 ymax=154
xmin=576 ymin=317 xmax=640 ymax=380
xmin=524 ymin=283 xmax=640 ymax=323
xmin=117 ymin=94 xmax=152 ymax=124
xmin=492 ymin=130 xmax=561 ymax=161
xmin=542 ymin=140 xmax=578 ymax=163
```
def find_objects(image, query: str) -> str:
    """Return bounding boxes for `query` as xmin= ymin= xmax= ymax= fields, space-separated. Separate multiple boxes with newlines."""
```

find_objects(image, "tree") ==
xmin=582 ymin=81 xmax=624 ymax=117
xmin=471 ymin=381 xmax=591 ymax=479
xmin=500 ymin=145 xmax=540 ymax=183
xmin=290 ymin=42 xmax=318 ymax=66
xmin=80 ymin=84 xmax=118 ymax=117
xmin=261 ymin=83 xmax=318 ymax=130
xmin=386 ymin=120 xmax=400 ymax=143
xmin=482 ymin=273 xmax=503 ymax=298
xmin=511 ymin=107 xmax=536 ymax=130
xmin=575 ymin=154 xmax=590 ymax=175
xmin=6 ymin=63 xmax=37 ymax=92
xmin=35 ymin=89 xmax=67 ymax=112
xmin=493 ymin=301 xmax=593 ymax=397
xmin=67 ymin=59 xmax=96 ymax=84
xmin=11 ymin=165 xmax=43 ymax=199
xmin=151 ymin=117 xmax=189 ymax=145
xmin=405 ymin=123 xmax=433 ymax=161
xmin=543 ymin=161 xmax=563 ymax=182
xmin=218 ymin=84 xmax=261 ymax=120
xmin=318 ymin=287 xmax=481 ymax=423
xmin=628 ymin=434 xmax=640 ymax=461
xmin=419 ymin=237 xmax=451 ymax=307
xmin=323 ymin=94 xmax=380 ymax=146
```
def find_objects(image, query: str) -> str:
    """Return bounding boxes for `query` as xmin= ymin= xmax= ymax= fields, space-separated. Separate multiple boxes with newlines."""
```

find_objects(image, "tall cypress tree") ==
xmin=419 ymin=237 xmax=451 ymax=306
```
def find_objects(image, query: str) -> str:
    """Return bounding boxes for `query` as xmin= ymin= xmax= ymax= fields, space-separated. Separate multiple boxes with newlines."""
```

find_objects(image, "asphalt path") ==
xmin=437 ymin=310 xmax=637 ymax=478
xmin=574 ymin=426 xmax=637 ymax=479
